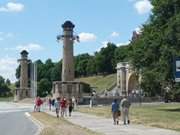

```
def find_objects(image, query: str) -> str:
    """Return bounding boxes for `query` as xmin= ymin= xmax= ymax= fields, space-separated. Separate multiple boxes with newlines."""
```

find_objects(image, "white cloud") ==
xmin=96 ymin=41 xmax=108 ymax=52
xmin=110 ymin=32 xmax=120 ymax=37
xmin=0 ymin=2 xmax=24 ymax=13
xmin=135 ymin=27 xmax=142 ymax=34
xmin=117 ymin=41 xmax=130 ymax=47
xmin=101 ymin=41 xmax=109 ymax=48
xmin=97 ymin=41 xmax=130 ymax=52
xmin=16 ymin=43 xmax=44 ymax=52
xmin=79 ymin=32 xmax=97 ymax=42
xmin=134 ymin=0 xmax=153 ymax=14
xmin=0 ymin=57 xmax=18 ymax=82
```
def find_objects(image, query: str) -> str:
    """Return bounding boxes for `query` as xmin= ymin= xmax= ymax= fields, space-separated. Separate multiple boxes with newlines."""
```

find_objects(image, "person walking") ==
xmin=48 ymin=98 xmax=52 ymax=111
xmin=54 ymin=97 xmax=60 ymax=118
xmin=36 ymin=97 xmax=43 ymax=112
xmin=64 ymin=98 xmax=68 ymax=117
xmin=121 ymin=96 xmax=131 ymax=125
xmin=111 ymin=99 xmax=119 ymax=125
xmin=68 ymin=98 xmax=74 ymax=117
xmin=72 ymin=96 xmax=76 ymax=110
xmin=51 ymin=99 xmax=55 ymax=111
xmin=60 ymin=97 xmax=67 ymax=117
xmin=34 ymin=96 xmax=38 ymax=112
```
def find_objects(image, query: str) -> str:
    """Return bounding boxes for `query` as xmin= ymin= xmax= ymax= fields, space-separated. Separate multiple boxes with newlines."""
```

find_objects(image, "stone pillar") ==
xmin=18 ymin=50 xmax=29 ymax=99
xmin=56 ymin=21 xmax=80 ymax=99
xmin=14 ymin=89 xmax=19 ymax=102
xmin=116 ymin=62 xmax=128 ymax=96
xmin=121 ymin=66 xmax=127 ymax=96
xmin=125 ymin=66 xmax=129 ymax=96
xmin=61 ymin=21 xmax=75 ymax=82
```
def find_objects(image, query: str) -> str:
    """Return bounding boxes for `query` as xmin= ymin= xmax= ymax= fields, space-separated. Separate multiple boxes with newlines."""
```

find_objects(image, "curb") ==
xmin=25 ymin=112 xmax=44 ymax=135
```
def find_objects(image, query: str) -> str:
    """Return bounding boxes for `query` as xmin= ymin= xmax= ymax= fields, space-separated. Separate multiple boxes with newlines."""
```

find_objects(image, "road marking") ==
xmin=25 ymin=112 xmax=31 ymax=117
xmin=24 ymin=112 xmax=44 ymax=135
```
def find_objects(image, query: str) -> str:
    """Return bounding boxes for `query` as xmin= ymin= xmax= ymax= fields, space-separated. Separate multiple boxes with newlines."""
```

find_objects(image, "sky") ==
xmin=0 ymin=0 xmax=153 ymax=82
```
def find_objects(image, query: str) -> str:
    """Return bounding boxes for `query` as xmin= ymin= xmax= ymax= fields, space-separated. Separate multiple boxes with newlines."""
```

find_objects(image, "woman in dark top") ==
xmin=68 ymin=98 xmax=74 ymax=117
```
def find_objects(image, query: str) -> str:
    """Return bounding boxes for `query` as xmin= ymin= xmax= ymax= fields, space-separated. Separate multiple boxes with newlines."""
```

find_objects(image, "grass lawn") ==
xmin=0 ymin=97 xmax=13 ymax=102
xmin=31 ymin=112 xmax=103 ymax=135
xmin=78 ymin=103 xmax=180 ymax=131
xmin=76 ymin=74 xmax=116 ymax=93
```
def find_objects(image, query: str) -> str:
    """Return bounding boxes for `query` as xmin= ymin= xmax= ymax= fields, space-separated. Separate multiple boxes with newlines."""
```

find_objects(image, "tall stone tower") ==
xmin=61 ymin=21 xmax=75 ymax=81
xmin=52 ymin=20 xmax=87 ymax=99
xmin=18 ymin=50 xmax=30 ymax=99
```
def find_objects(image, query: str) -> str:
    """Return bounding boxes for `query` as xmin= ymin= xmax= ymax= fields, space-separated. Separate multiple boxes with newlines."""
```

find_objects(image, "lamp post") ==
xmin=30 ymin=61 xmax=37 ymax=98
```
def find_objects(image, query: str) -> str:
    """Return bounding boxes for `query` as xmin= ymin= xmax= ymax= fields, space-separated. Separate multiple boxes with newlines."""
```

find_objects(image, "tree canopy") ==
xmin=130 ymin=0 xmax=180 ymax=97
xmin=0 ymin=76 xmax=11 ymax=97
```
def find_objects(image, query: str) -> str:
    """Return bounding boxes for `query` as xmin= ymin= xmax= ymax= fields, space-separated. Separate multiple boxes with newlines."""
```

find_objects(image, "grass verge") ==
xmin=31 ymin=112 xmax=103 ymax=135
xmin=0 ymin=97 xmax=13 ymax=102
xmin=78 ymin=103 xmax=180 ymax=131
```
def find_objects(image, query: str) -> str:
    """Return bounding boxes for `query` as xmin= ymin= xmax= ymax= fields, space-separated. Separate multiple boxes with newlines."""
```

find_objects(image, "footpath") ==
xmin=45 ymin=110 xmax=180 ymax=135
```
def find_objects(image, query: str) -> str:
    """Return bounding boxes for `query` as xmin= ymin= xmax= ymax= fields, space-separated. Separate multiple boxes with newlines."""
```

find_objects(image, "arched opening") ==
xmin=127 ymin=73 xmax=139 ymax=95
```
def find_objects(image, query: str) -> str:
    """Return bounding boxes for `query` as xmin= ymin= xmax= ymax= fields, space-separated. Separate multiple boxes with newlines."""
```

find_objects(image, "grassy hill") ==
xmin=76 ymin=74 xmax=116 ymax=93
xmin=9 ymin=83 xmax=16 ymax=91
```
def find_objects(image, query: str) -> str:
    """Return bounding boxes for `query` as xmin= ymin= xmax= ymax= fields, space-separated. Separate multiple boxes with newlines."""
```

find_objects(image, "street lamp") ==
xmin=57 ymin=34 xmax=80 ymax=43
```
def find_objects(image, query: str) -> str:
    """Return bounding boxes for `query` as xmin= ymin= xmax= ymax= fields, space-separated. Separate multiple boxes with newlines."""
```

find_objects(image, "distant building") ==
xmin=131 ymin=31 xmax=140 ymax=42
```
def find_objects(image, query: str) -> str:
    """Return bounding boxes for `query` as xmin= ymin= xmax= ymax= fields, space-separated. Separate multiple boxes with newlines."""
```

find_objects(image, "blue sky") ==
xmin=0 ymin=0 xmax=153 ymax=82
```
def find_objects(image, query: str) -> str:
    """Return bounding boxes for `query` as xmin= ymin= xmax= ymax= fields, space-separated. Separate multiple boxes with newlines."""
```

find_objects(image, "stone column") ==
xmin=18 ymin=50 xmax=29 ymax=99
xmin=56 ymin=21 xmax=80 ymax=99
xmin=61 ymin=21 xmax=75 ymax=81
xmin=117 ymin=62 xmax=128 ymax=96
xmin=125 ymin=66 xmax=129 ymax=96
xmin=121 ymin=66 xmax=127 ymax=96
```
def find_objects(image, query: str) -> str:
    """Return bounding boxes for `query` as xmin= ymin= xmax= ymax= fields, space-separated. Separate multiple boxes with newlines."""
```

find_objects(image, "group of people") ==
xmin=48 ymin=97 xmax=76 ymax=118
xmin=34 ymin=95 xmax=130 ymax=124
xmin=111 ymin=96 xmax=131 ymax=125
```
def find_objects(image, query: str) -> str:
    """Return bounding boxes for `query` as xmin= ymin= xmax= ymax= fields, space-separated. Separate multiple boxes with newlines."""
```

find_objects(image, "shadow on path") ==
xmin=158 ymin=108 xmax=180 ymax=112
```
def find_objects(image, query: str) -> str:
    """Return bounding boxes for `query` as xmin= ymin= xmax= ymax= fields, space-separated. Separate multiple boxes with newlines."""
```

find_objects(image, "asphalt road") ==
xmin=0 ymin=102 xmax=38 ymax=135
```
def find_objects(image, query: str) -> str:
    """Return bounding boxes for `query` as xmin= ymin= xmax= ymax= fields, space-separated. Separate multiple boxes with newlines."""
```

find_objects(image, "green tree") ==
xmin=86 ymin=57 xmax=97 ymax=75
xmin=15 ymin=65 xmax=20 ymax=79
xmin=50 ymin=61 xmax=62 ymax=81
xmin=95 ymin=43 xmax=117 ymax=74
xmin=37 ymin=78 xmax=52 ymax=97
xmin=75 ymin=53 xmax=91 ymax=77
xmin=0 ymin=76 xmax=11 ymax=97
xmin=5 ymin=79 xmax=11 ymax=86
xmin=114 ymin=45 xmax=130 ymax=64
xmin=36 ymin=60 xmax=44 ymax=82
xmin=43 ymin=59 xmax=54 ymax=80
xmin=95 ymin=53 xmax=106 ymax=74
xmin=130 ymin=0 xmax=180 ymax=96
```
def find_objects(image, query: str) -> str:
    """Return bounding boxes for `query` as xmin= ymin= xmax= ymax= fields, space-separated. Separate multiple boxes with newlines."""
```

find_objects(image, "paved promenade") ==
xmin=45 ymin=110 xmax=180 ymax=135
